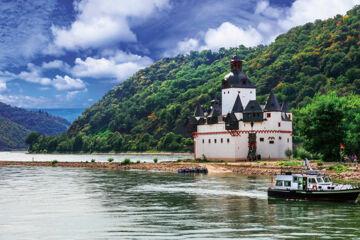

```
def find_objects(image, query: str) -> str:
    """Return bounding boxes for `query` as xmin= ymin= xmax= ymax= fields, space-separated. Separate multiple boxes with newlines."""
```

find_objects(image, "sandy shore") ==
xmin=1 ymin=160 xmax=360 ymax=181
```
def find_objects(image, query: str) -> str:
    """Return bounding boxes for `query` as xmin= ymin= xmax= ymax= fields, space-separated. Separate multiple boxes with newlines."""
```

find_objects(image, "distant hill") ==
xmin=28 ymin=5 xmax=360 ymax=153
xmin=27 ymin=108 xmax=85 ymax=123
xmin=0 ymin=102 xmax=70 ymax=150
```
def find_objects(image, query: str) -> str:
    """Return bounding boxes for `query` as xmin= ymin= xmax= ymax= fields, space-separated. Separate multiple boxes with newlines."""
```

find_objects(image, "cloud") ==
xmin=71 ymin=50 xmax=153 ymax=82
xmin=0 ymin=94 xmax=50 ymax=108
xmin=41 ymin=60 xmax=70 ymax=72
xmin=52 ymin=0 xmax=170 ymax=50
xmin=278 ymin=0 xmax=360 ymax=30
xmin=168 ymin=0 xmax=359 ymax=55
xmin=53 ymin=75 xmax=86 ymax=91
xmin=202 ymin=22 xmax=263 ymax=50
xmin=0 ymin=0 xmax=57 ymax=69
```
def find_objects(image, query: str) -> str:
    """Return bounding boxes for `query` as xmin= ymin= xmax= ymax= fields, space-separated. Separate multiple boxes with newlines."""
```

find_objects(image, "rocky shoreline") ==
xmin=1 ymin=160 xmax=360 ymax=181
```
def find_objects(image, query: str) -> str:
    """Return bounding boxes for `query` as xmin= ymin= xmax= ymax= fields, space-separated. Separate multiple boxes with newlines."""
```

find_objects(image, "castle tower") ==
xmin=221 ymin=56 xmax=256 ymax=115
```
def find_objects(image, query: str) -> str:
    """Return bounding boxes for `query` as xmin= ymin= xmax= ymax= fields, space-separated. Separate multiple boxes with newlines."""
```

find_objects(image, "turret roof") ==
xmin=244 ymin=100 xmax=263 ymax=113
xmin=281 ymin=102 xmax=291 ymax=113
xmin=222 ymin=71 xmax=256 ymax=89
xmin=194 ymin=103 xmax=204 ymax=117
xmin=264 ymin=91 xmax=281 ymax=112
xmin=231 ymin=95 xmax=243 ymax=113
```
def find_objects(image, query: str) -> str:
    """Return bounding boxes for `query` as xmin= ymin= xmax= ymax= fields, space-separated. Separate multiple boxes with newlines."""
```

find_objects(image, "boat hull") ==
xmin=268 ymin=188 xmax=360 ymax=202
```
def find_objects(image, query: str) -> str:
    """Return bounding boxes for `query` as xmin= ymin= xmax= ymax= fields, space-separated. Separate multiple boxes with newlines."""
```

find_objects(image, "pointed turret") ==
xmin=281 ymin=102 xmax=290 ymax=113
xmin=231 ymin=95 xmax=243 ymax=113
xmin=194 ymin=103 xmax=204 ymax=117
xmin=264 ymin=91 xmax=281 ymax=112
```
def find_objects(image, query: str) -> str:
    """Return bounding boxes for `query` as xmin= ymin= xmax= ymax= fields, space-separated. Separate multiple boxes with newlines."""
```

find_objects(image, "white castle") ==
xmin=187 ymin=56 xmax=293 ymax=161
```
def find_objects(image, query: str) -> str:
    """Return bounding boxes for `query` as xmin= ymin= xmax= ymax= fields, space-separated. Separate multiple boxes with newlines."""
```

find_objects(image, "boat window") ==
xmin=293 ymin=176 xmax=298 ymax=182
xmin=308 ymin=178 xmax=316 ymax=184
xmin=323 ymin=176 xmax=331 ymax=183
xmin=284 ymin=181 xmax=291 ymax=187
xmin=316 ymin=177 xmax=324 ymax=183
xmin=275 ymin=180 xmax=283 ymax=186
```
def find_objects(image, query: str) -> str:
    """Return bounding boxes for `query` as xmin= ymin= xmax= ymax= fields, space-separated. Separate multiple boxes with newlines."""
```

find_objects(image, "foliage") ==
xmin=317 ymin=160 xmax=324 ymax=166
xmin=26 ymin=5 xmax=360 ymax=154
xmin=326 ymin=164 xmax=335 ymax=171
xmin=278 ymin=160 xmax=300 ymax=167
xmin=153 ymin=158 xmax=158 ymax=163
xmin=51 ymin=160 xmax=58 ymax=165
xmin=295 ymin=92 xmax=360 ymax=161
xmin=91 ymin=159 xmax=96 ymax=162
xmin=120 ymin=158 xmax=132 ymax=165
xmin=107 ymin=158 xmax=114 ymax=163
xmin=285 ymin=149 xmax=293 ymax=159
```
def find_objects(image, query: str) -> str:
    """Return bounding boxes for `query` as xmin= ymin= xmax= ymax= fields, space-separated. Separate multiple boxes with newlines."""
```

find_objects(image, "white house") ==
xmin=187 ymin=56 xmax=293 ymax=161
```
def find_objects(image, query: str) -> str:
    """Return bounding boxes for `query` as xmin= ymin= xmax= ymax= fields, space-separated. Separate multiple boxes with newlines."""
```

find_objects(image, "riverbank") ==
xmin=1 ymin=160 xmax=360 ymax=181
xmin=25 ymin=152 xmax=192 ymax=155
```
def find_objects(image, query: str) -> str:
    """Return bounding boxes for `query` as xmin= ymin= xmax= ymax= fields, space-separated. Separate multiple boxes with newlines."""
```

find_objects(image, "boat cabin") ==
xmin=273 ymin=171 xmax=345 ymax=191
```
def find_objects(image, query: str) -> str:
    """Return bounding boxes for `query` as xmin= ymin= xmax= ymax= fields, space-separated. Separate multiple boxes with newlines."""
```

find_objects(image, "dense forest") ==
xmin=27 ymin=5 xmax=360 ymax=157
xmin=0 ymin=102 xmax=70 ymax=150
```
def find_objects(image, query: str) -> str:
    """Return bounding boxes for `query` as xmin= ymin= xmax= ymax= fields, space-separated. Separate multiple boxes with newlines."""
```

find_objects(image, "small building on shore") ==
xmin=187 ymin=56 xmax=293 ymax=161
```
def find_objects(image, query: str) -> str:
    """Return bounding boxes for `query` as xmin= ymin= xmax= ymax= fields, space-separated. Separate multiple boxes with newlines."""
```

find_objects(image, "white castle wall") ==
xmin=194 ymin=112 xmax=293 ymax=161
xmin=222 ymin=88 xmax=256 ymax=114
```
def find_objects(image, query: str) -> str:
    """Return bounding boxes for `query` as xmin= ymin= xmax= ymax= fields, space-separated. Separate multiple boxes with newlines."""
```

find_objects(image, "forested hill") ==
xmin=29 ymin=5 xmax=360 ymax=153
xmin=0 ymin=102 xmax=70 ymax=150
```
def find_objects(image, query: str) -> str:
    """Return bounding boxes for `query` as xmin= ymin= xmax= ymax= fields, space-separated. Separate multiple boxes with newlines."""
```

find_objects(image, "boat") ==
xmin=268 ymin=170 xmax=360 ymax=202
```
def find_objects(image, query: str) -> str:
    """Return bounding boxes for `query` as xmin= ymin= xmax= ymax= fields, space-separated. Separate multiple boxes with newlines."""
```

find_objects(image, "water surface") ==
xmin=0 ymin=166 xmax=359 ymax=239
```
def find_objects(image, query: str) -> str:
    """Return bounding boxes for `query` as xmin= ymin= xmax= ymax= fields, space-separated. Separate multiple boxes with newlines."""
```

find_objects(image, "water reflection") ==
xmin=0 ymin=166 xmax=359 ymax=239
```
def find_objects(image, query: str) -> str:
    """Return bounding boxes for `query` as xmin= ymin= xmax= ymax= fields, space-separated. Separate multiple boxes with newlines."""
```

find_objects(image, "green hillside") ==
xmin=0 ymin=102 xmax=70 ymax=150
xmin=0 ymin=115 xmax=30 ymax=150
xmin=28 ymin=5 xmax=360 ymax=153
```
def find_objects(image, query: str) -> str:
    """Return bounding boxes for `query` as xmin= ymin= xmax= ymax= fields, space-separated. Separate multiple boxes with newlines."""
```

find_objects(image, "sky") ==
xmin=0 ymin=0 xmax=359 ymax=108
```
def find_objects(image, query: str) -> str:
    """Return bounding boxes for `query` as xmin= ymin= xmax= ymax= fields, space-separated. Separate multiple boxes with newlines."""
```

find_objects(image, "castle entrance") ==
xmin=248 ymin=133 xmax=257 ymax=161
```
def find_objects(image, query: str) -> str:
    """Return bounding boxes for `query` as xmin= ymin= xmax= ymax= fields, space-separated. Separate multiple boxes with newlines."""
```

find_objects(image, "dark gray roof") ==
xmin=264 ymin=91 xmax=281 ymax=112
xmin=231 ymin=95 xmax=243 ymax=113
xmin=194 ymin=103 xmax=204 ymax=117
xmin=281 ymin=112 xmax=291 ymax=121
xmin=222 ymin=71 xmax=256 ymax=89
xmin=281 ymin=102 xmax=291 ymax=113
xmin=244 ymin=100 xmax=263 ymax=113
xmin=208 ymin=100 xmax=221 ymax=117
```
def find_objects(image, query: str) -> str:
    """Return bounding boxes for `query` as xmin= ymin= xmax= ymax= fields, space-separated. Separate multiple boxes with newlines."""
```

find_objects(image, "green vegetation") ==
xmin=107 ymin=158 xmax=114 ymax=163
xmin=278 ymin=160 xmax=301 ymax=167
xmin=51 ymin=160 xmax=58 ymax=165
xmin=91 ymin=159 xmax=96 ymax=163
xmin=317 ymin=160 xmax=324 ymax=166
xmin=285 ymin=149 xmax=293 ymax=159
xmin=153 ymin=158 xmax=158 ymax=163
xmin=26 ymin=6 xmax=360 ymax=155
xmin=120 ymin=158 xmax=132 ymax=165
xmin=295 ymin=92 xmax=360 ymax=161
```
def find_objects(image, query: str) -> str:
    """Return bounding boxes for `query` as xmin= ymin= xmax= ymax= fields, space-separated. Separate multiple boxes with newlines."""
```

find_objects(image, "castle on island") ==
xmin=187 ymin=56 xmax=293 ymax=161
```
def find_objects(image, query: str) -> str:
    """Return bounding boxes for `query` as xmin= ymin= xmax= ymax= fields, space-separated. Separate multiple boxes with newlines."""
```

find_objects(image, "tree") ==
xmin=294 ymin=92 xmax=345 ymax=161
xmin=25 ymin=132 xmax=40 ymax=151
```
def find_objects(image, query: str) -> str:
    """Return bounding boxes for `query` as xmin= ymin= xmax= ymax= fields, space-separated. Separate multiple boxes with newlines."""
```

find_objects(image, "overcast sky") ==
xmin=0 ymin=0 xmax=358 ymax=108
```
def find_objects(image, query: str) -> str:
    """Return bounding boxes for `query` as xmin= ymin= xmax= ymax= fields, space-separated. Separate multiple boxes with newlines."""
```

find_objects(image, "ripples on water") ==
xmin=0 ymin=166 xmax=359 ymax=239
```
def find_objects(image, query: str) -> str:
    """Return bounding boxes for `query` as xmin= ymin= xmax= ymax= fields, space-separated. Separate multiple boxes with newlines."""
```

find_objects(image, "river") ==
xmin=0 ymin=165 xmax=359 ymax=239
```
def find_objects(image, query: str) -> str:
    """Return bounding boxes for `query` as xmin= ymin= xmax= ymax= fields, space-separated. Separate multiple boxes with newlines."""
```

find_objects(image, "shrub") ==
xmin=296 ymin=147 xmax=312 ymax=160
xmin=326 ymin=164 xmax=335 ymax=171
xmin=108 ymin=158 xmax=114 ymax=163
xmin=85 ymin=160 xmax=88 ymax=163
xmin=225 ymin=161 xmax=228 ymax=165
xmin=263 ymin=162 xmax=267 ymax=165
xmin=285 ymin=149 xmax=293 ymax=159
xmin=153 ymin=158 xmax=158 ymax=163
xmin=121 ymin=158 xmax=132 ymax=165
xmin=317 ymin=160 xmax=324 ymax=166
xmin=91 ymin=159 xmax=96 ymax=163
xmin=136 ymin=160 xmax=140 ymax=164
xmin=51 ymin=160 xmax=58 ymax=165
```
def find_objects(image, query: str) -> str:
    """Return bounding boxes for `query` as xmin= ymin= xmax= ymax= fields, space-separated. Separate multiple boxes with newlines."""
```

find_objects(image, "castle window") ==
xmin=260 ymin=138 xmax=264 ymax=142
xmin=228 ymin=91 xmax=230 ymax=94
xmin=202 ymin=139 xmax=204 ymax=144
xmin=214 ymin=139 xmax=217 ymax=143
xmin=221 ymin=138 xmax=223 ymax=143
xmin=238 ymin=91 xmax=240 ymax=93
xmin=227 ymin=138 xmax=230 ymax=143
xmin=287 ymin=138 xmax=289 ymax=143
xmin=250 ymin=91 xmax=252 ymax=94
xmin=269 ymin=140 xmax=274 ymax=144
xmin=242 ymin=78 xmax=246 ymax=84
xmin=267 ymin=113 xmax=271 ymax=118
xmin=209 ymin=139 xmax=211 ymax=143
xmin=278 ymin=122 xmax=281 ymax=127
xmin=288 ymin=114 xmax=291 ymax=119
xmin=279 ymin=136 xmax=282 ymax=140
xmin=224 ymin=91 xmax=225 ymax=94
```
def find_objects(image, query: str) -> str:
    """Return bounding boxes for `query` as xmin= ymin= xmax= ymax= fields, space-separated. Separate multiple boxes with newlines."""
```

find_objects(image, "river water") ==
xmin=0 ymin=166 xmax=359 ymax=239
